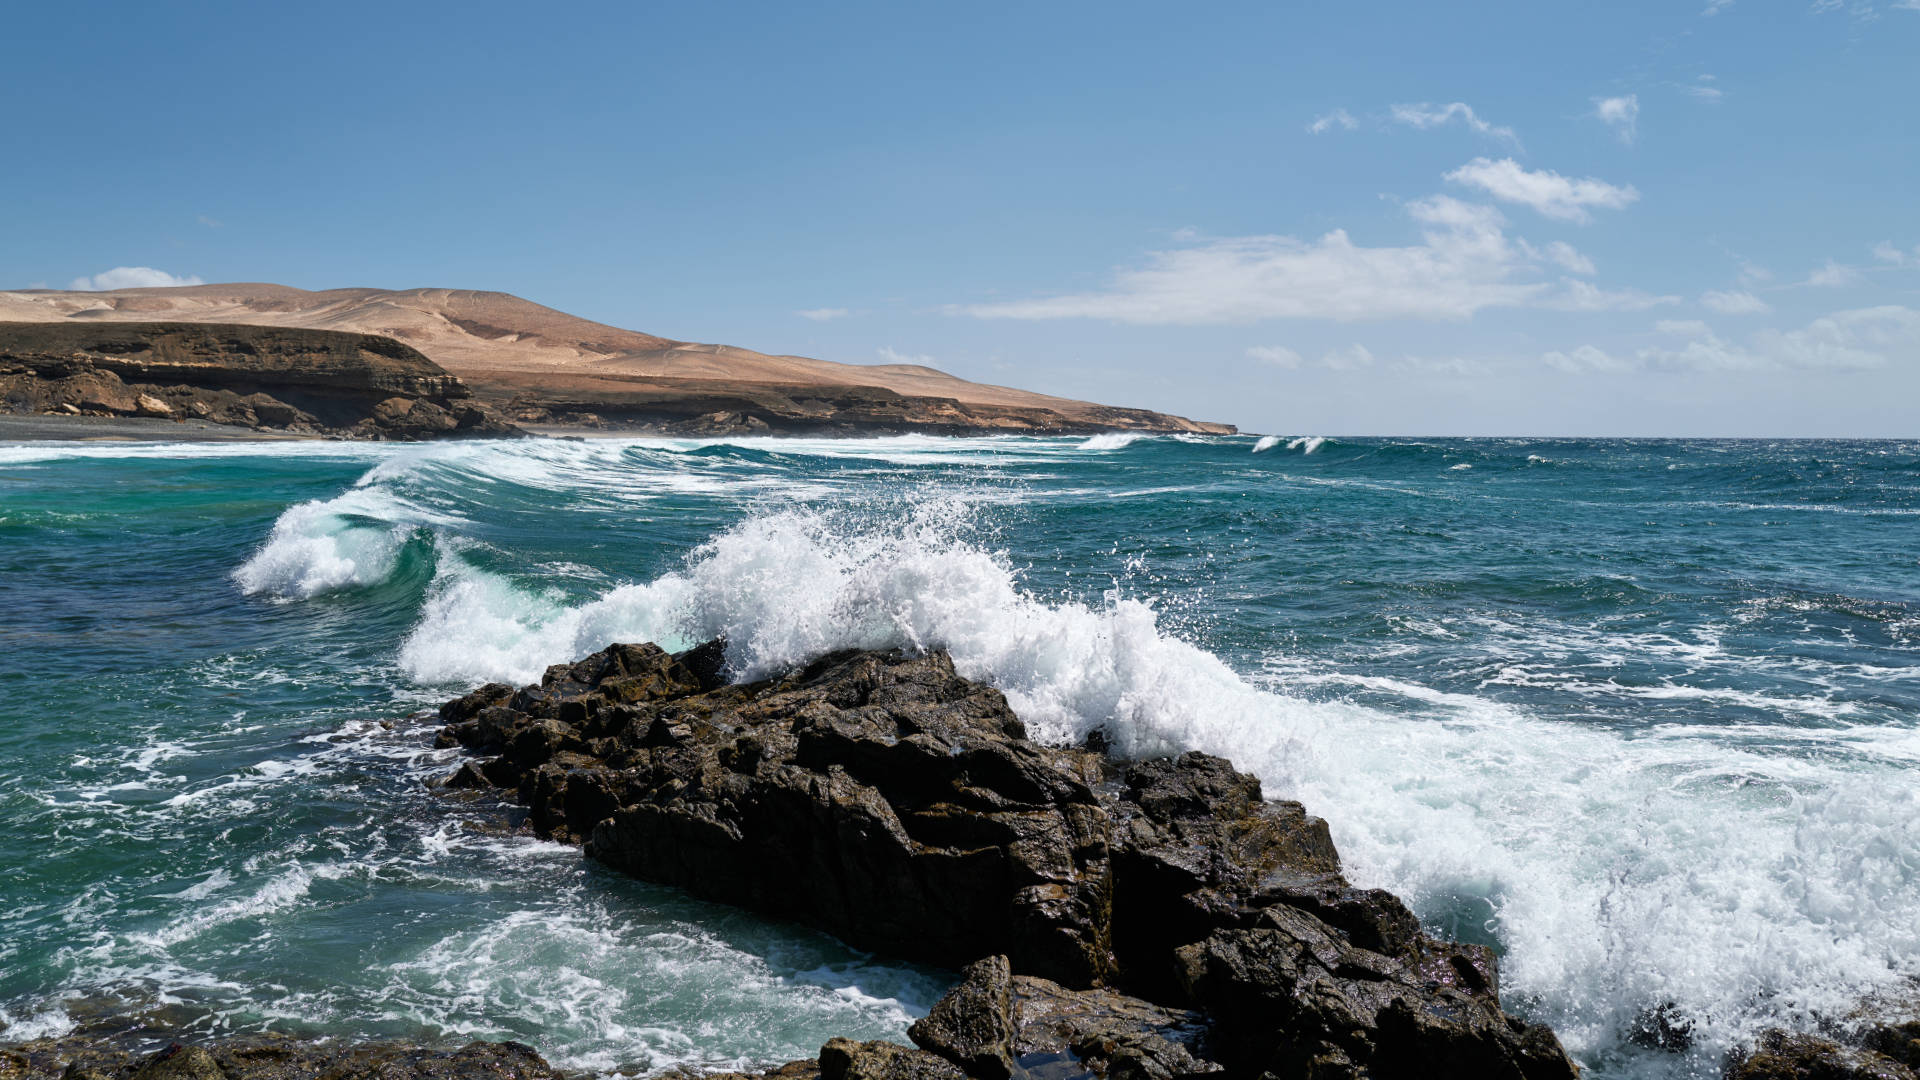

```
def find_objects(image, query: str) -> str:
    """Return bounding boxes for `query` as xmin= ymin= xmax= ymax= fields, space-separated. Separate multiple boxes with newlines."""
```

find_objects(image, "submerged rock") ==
xmin=435 ymin=641 xmax=1580 ymax=1079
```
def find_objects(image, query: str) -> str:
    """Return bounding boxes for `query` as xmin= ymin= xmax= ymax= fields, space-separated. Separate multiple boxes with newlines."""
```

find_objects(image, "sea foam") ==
xmin=241 ymin=452 xmax=1920 ymax=1075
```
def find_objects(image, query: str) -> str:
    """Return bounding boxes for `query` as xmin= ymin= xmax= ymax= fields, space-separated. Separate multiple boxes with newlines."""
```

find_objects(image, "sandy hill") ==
xmin=0 ymin=284 xmax=1229 ymax=433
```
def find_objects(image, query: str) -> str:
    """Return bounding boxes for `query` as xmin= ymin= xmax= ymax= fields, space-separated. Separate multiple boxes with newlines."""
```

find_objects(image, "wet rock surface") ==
xmin=0 ymin=322 xmax=519 ymax=439
xmin=1725 ymin=1028 xmax=1918 ymax=1080
xmin=0 ymin=1034 xmax=562 ymax=1080
xmin=433 ymin=641 xmax=1580 ymax=1079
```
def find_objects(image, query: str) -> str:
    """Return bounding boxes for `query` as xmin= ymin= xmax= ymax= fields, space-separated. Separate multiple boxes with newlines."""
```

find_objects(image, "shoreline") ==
xmin=0 ymin=414 xmax=1240 ymax=445
xmin=0 ymin=414 xmax=323 ymax=442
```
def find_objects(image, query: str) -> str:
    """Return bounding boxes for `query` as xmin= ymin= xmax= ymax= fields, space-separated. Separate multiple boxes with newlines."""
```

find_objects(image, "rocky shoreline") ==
xmin=10 ymin=642 xmax=1916 ymax=1080
xmin=425 ymin=642 xmax=1576 ymax=1080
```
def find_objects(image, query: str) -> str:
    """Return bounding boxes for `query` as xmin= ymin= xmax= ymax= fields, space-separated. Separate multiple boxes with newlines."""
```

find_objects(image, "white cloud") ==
xmin=1737 ymin=261 xmax=1773 ymax=287
xmin=1388 ymin=102 xmax=1520 ymax=146
xmin=68 ymin=267 xmax=204 ymax=291
xmin=1547 ymin=305 xmax=1919 ymax=374
xmin=1871 ymin=241 xmax=1913 ymax=266
xmin=958 ymin=196 xmax=1670 ymax=325
xmin=1656 ymin=319 xmax=1713 ymax=336
xmin=1444 ymin=157 xmax=1640 ymax=223
xmin=1683 ymin=81 xmax=1725 ymax=103
xmin=1308 ymin=109 xmax=1358 ymax=134
xmin=877 ymin=346 xmax=937 ymax=366
xmin=1541 ymin=241 xmax=1597 ymax=275
xmin=1806 ymin=260 xmax=1863 ymax=287
xmin=1593 ymin=95 xmax=1640 ymax=145
xmin=1701 ymin=289 xmax=1771 ymax=314
xmin=1813 ymin=1 xmax=1915 ymax=14
xmin=1246 ymin=345 xmax=1303 ymax=367
xmin=1702 ymin=0 xmax=1735 ymax=14
xmin=1321 ymin=344 xmax=1376 ymax=370
xmin=1545 ymin=279 xmax=1680 ymax=312
xmin=1543 ymin=345 xmax=1635 ymax=373
xmin=1752 ymin=306 xmax=1915 ymax=368
xmin=960 ymin=196 xmax=1554 ymax=324
xmin=796 ymin=307 xmax=850 ymax=321
xmin=1395 ymin=354 xmax=1495 ymax=377
xmin=195 ymin=214 xmax=223 ymax=229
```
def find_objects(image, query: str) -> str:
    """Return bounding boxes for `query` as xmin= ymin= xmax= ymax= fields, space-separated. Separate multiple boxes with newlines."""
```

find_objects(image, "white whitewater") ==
xmin=229 ymin=439 xmax=1920 ymax=1074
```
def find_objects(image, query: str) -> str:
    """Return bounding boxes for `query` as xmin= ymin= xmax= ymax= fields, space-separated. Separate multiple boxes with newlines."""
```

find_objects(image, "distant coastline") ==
xmin=0 ymin=284 xmax=1234 ymax=439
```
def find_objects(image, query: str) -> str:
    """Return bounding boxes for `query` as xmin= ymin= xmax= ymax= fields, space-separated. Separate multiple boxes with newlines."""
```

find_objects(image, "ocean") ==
xmin=1 ymin=433 xmax=1915 ymax=1079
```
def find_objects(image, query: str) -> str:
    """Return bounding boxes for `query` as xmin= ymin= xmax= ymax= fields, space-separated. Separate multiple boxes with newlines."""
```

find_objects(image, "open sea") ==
xmin=1 ymin=433 xmax=1916 ymax=1079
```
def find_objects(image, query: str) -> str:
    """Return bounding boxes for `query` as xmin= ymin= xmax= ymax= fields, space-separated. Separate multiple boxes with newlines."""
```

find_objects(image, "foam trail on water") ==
xmin=1287 ymin=435 xmax=1326 ymax=454
xmin=392 ymin=501 xmax=1920 ymax=1073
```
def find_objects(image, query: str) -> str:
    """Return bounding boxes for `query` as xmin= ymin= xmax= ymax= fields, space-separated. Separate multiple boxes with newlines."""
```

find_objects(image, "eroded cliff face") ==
xmin=432 ymin=642 xmax=1580 ymax=1080
xmin=0 ymin=323 xmax=518 ymax=439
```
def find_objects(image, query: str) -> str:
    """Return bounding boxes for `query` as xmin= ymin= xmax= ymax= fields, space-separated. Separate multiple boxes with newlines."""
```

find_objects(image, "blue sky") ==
xmin=4 ymin=1 xmax=1916 ymax=435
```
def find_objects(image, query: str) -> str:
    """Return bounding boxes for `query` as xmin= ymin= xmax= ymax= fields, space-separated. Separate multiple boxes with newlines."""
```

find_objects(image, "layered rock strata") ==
xmin=432 ymin=641 xmax=1580 ymax=1080
xmin=0 ymin=322 xmax=518 ymax=439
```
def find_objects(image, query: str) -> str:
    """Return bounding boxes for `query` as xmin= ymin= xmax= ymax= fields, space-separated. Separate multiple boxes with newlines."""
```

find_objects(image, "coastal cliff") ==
xmin=0 ymin=322 xmax=517 ymax=439
xmin=0 ymin=285 xmax=1236 ymax=437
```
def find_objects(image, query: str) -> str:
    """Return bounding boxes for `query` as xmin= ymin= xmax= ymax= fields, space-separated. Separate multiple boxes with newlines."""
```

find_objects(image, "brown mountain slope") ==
xmin=0 ymin=284 xmax=1232 ymax=434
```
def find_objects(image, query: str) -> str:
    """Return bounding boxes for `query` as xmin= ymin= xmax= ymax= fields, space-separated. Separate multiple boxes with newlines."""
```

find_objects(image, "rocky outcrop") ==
xmin=1725 ymin=1029 xmax=1917 ymax=1080
xmin=1725 ymin=1009 xmax=1920 ymax=1080
xmin=434 ymin=642 xmax=1578 ymax=1079
xmin=0 ymin=323 xmax=518 ymax=439
xmin=0 ymin=1033 xmax=560 ymax=1080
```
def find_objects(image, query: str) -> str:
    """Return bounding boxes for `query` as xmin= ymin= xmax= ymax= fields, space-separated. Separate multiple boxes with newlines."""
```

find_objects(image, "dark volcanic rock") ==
xmin=0 ymin=322 xmax=519 ymax=439
xmin=909 ymin=956 xmax=1222 ymax=1080
xmin=435 ymin=641 xmax=1580 ymax=1079
xmin=1726 ymin=1029 xmax=1918 ymax=1080
xmin=819 ymin=1039 xmax=965 ymax=1080
xmin=0 ymin=1034 xmax=561 ymax=1080
xmin=909 ymin=957 xmax=1019 ymax=1079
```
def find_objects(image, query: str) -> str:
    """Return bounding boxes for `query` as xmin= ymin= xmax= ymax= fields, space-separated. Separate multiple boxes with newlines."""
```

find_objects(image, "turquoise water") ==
xmin=2 ymin=434 xmax=1916 ymax=1079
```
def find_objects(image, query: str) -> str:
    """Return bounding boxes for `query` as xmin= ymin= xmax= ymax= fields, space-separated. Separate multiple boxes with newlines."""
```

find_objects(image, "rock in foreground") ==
xmin=0 ymin=1034 xmax=559 ymax=1080
xmin=435 ymin=642 xmax=1578 ymax=1079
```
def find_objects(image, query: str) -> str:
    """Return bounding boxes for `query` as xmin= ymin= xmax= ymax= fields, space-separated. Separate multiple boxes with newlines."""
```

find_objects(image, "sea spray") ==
xmin=383 ymin=494 xmax=1920 ymax=1073
xmin=16 ymin=433 xmax=1920 ymax=1080
xmin=231 ymin=484 xmax=466 ymax=599
xmin=1080 ymin=432 xmax=1147 ymax=450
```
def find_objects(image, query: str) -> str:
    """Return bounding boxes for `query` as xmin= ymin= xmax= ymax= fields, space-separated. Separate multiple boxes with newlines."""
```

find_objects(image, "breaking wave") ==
xmin=214 ymin=437 xmax=1920 ymax=1075
xmin=368 ymin=504 xmax=1920 ymax=1071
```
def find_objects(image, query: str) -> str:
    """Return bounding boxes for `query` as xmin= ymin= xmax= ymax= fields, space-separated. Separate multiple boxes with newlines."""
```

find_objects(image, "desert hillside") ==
xmin=0 ymin=284 xmax=1231 ymax=434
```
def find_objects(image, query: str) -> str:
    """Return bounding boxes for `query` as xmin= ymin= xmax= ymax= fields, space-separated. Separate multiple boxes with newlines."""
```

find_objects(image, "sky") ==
xmin=3 ymin=1 xmax=1916 ymax=436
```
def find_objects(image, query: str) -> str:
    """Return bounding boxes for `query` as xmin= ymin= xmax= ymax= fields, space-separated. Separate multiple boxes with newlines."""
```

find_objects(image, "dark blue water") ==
xmin=2 ymin=434 xmax=1916 ymax=1079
